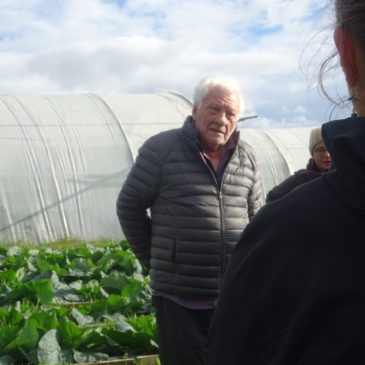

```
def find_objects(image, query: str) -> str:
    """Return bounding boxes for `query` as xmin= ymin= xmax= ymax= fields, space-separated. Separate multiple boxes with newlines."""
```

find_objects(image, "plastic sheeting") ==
xmin=0 ymin=92 xmax=191 ymax=243
xmin=0 ymin=92 xmax=314 ymax=243
xmin=240 ymin=127 xmax=312 ymax=198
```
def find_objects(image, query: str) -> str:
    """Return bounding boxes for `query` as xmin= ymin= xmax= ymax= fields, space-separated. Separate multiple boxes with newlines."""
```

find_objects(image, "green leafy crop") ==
xmin=0 ymin=241 xmax=157 ymax=365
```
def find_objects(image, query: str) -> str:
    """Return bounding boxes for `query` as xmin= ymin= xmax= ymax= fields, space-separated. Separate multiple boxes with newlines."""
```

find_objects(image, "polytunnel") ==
xmin=0 ymin=92 xmax=315 ymax=244
xmin=239 ymin=127 xmax=313 ymax=198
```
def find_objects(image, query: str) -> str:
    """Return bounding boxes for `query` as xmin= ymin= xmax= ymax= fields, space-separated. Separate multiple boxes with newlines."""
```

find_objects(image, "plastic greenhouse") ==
xmin=0 ymin=92 xmax=314 ymax=243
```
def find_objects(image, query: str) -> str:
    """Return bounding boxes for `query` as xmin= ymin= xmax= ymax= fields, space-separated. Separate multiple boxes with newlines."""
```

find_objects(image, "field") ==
xmin=0 ymin=239 xmax=158 ymax=365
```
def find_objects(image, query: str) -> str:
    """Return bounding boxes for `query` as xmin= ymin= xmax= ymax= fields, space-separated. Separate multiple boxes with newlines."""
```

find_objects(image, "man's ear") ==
xmin=334 ymin=26 xmax=359 ymax=88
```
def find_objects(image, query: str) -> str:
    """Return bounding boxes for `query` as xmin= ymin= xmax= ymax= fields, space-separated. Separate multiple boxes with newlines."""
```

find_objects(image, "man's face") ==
xmin=192 ymin=86 xmax=240 ymax=152
xmin=312 ymin=141 xmax=332 ymax=172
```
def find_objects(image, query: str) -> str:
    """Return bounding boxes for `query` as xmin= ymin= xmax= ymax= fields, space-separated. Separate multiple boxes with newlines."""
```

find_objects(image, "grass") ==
xmin=0 ymin=238 xmax=123 ymax=251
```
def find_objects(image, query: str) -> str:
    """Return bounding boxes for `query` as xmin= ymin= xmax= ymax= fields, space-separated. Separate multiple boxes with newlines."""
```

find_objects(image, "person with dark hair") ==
xmin=266 ymin=126 xmax=332 ymax=202
xmin=116 ymin=75 xmax=262 ymax=365
xmin=209 ymin=0 xmax=365 ymax=363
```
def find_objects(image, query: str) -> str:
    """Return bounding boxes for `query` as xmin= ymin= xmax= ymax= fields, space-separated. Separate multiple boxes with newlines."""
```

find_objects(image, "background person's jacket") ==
xmin=266 ymin=158 xmax=324 ymax=203
xmin=265 ymin=169 xmax=308 ymax=203
xmin=209 ymin=116 xmax=365 ymax=364
xmin=116 ymin=116 xmax=262 ymax=296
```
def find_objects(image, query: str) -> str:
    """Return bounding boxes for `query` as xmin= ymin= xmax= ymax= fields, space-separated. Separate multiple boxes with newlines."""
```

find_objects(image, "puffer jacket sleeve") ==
xmin=116 ymin=136 xmax=162 ymax=268
xmin=246 ymin=148 xmax=263 ymax=219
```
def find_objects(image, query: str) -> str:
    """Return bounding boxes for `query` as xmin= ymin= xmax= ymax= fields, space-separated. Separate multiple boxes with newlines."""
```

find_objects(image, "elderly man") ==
xmin=116 ymin=75 xmax=262 ymax=365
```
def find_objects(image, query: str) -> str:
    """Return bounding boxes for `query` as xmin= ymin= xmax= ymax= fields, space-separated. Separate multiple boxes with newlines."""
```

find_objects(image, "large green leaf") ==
xmin=38 ymin=332 xmax=72 ymax=364
xmin=106 ymin=295 xmax=126 ymax=313
xmin=103 ymin=328 xmax=135 ymax=354
xmin=6 ymin=321 xmax=39 ymax=352
xmin=100 ymin=273 xmax=129 ymax=293
xmin=97 ymin=250 xmax=136 ymax=275
xmin=73 ymin=350 xmax=108 ymax=363
xmin=0 ymin=270 xmax=16 ymax=286
xmin=37 ymin=329 xmax=72 ymax=365
xmin=35 ymin=258 xmax=51 ymax=273
xmin=21 ymin=271 xmax=51 ymax=285
xmin=58 ymin=319 xmax=84 ymax=349
xmin=0 ymin=308 xmax=9 ymax=327
xmin=9 ymin=308 xmax=25 ymax=326
xmin=3 ymin=279 xmax=54 ymax=305
xmin=70 ymin=308 xmax=94 ymax=326
xmin=38 ymin=250 xmax=66 ymax=266
xmin=79 ymin=279 xmax=106 ymax=301
xmin=108 ymin=313 xmax=134 ymax=333
xmin=128 ymin=314 xmax=157 ymax=340
xmin=103 ymin=314 xmax=158 ymax=357
xmin=0 ymin=308 xmax=23 ymax=328
xmin=0 ymin=326 xmax=19 ymax=354
xmin=120 ymin=280 xmax=145 ymax=314
xmin=31 ymin=279 xmax=55 ymax=304
xmin=78 ymin=328 xmax=107 ymax=351
xmin=26 ymin=312 xmax=58 ymax=333
xmin=90 ymin=250 xmax=105 ymax=264
xmin=69 ymin=257 xmax=94 ymax=274
xmin=51 ymin=272 xmax=84 ymax=303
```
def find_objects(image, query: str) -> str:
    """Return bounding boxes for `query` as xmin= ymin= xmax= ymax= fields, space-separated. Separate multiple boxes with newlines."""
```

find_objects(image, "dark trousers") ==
xmin=153 ymin=296 xmax=215 ymax=365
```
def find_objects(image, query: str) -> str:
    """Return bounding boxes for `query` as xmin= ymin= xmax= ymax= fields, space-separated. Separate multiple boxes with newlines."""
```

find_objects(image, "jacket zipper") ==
xmin=218 ymin=189 xmax=225 ymax=285
xmin=197 ymin=140 xmax=239 ymax=287
xmin=199 ymin=156 xmax=227 ymax=286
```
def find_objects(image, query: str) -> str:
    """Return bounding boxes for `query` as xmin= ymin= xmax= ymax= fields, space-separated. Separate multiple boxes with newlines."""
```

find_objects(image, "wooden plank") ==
xmin=78 ymin=354 xmax=159 ymax=365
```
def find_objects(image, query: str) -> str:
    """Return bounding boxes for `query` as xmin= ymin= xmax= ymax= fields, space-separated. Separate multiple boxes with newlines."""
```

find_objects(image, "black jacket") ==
xmin=209 ymin=116 xmax=365 ymax=364
xmin=265 ymin=169 xmax=308 ymax=203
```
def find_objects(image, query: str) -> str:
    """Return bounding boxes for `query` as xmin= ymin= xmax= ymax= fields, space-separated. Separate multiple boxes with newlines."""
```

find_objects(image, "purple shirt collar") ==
xmin=198 ymin=133 xmax=237 ymax=186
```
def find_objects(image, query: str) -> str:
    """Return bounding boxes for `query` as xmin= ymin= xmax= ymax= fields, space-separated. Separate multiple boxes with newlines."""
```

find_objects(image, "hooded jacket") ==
xmin=209 ymin=116 xmax=365 ymax=364
xmin=117 ymin=117 xmax=262 ymax=296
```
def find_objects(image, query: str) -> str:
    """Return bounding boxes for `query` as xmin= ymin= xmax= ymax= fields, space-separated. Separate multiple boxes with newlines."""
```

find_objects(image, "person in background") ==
xmin=209 ymin=0 xmax=365 ymax=363
xmin=116 ymin=75 xmax=262 ymax=365
xmin=266 ymin=126 xmax=332 ymax=202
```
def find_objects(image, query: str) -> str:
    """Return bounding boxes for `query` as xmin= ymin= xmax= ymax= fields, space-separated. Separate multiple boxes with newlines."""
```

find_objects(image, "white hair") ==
xmin=192 ymin=75 xmax=245 ymax=113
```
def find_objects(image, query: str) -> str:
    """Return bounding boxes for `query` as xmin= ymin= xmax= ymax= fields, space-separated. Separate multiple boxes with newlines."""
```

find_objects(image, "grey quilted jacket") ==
xmin=116 ymin=117 xmax=262 ymax=296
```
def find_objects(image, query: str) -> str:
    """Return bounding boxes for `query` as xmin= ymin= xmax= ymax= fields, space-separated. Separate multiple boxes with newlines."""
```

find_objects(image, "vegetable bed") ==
xmin=0 ymin=241 xmax=158 ymax=365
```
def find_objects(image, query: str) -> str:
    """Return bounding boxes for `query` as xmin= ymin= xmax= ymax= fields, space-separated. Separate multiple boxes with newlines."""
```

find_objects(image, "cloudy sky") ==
xmin=0 ymin=0 xmax=352 ymax=127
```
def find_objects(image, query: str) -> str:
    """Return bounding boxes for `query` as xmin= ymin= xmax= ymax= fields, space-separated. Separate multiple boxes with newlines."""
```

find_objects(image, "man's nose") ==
xmin=216 ymin=111 xmax=229 ymax=124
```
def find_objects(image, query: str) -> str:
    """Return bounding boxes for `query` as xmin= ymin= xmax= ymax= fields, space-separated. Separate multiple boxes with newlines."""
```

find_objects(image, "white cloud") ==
xmin=294 ymin=105 xmax=307 ymax=114
xmin=0 ymin=0 xmax=349 ymax=127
